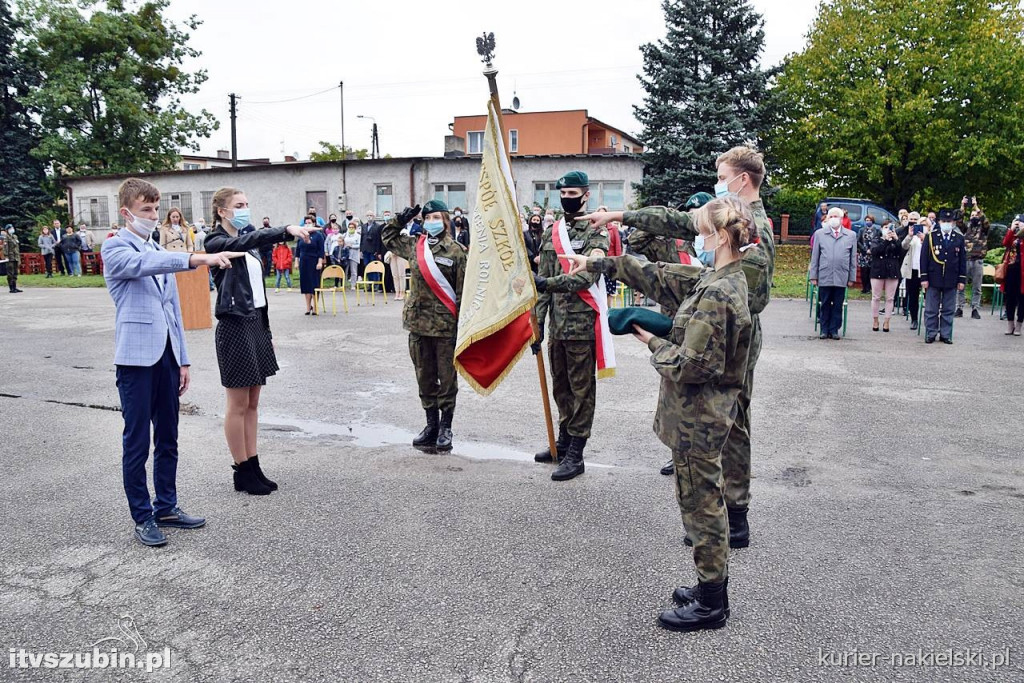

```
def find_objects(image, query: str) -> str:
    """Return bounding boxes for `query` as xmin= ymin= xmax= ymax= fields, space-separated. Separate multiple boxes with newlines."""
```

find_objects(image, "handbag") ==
xmin=995 ymin=261 xmax=1006 ymax=284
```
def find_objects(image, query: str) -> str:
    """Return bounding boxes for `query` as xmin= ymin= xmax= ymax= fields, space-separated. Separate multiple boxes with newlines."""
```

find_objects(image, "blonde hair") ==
xmin=211 ymin=187 xmax=243 ymax=227
xmin=118 ymin=178 xmax=160 ymax=210
xmin=162 ymin=207 xmax=189 ymax=229
xmin=695 ymin=196 xmax=755 ymax=254
xmin=715 ymin=146 xmax=766 ymax=189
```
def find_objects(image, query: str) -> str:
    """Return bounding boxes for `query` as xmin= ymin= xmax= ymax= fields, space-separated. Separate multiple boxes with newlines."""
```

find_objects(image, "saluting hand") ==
xmin=287 ymin=224 xmax=321 ymax=244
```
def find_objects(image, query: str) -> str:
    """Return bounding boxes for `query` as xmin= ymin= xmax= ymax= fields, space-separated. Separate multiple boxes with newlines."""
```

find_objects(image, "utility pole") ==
xmin=229 ymin=93 xmax=239 ymax=169
xmin=371 ymin=122 xmax=379 ymax=160
xmin=339 ymin=81 xmax=347 ymax=209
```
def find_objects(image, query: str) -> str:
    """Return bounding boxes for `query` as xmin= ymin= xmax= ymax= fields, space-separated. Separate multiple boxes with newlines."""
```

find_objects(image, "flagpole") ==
xmin=478 ymin=34 xmax=558 ymax=463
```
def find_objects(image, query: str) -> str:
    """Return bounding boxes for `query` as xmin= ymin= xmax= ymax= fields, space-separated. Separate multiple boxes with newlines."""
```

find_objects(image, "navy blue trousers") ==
xmin=116 ymin=339 xmax=180 ymax=524
xmin=818 ymin=286 xmax=846 ymax=336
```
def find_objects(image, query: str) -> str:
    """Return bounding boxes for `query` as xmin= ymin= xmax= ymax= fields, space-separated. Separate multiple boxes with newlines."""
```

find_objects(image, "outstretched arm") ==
xmin=586 ymin=254 xmax=704 ymax=309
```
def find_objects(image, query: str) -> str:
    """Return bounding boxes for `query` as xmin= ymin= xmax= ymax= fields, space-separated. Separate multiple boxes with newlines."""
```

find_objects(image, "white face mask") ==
xmin=827 ymin=217 xmax=841 ymax=229
xmin=940 ymin=222 xmax=954 ymax=234
xmin=125 ymin=210 xmax=158 ymax=237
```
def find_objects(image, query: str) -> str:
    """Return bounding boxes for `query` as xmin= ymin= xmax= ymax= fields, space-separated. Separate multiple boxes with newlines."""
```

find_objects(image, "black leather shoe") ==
xmin=250 ymin=455 xmax=278 ymax=491
xmin=134 ymin=518 xmax=168 ymax=547
xmin=672 ymin=578 xmax=731 ymax=617
xmin=658 ymin=581 xmax=728 ymax=632
xmin=436 ymin=409 xmax=454 ymax=452
xmin=942 ymin=337 xmax=953 ymax=345
xmin=551 ymin=436 xmax=586 ymax=481
xmin=156 ymin=507 xmax=206 ymax=529
xmin=954 ymin=308 xmax=963 ymax=318
xmin=909 ymin=321 xmax=919 ymax=331
xmin=727 ymin=506 xmax=749 ymax=548
xmin=925 ymin=337 xmax=935 ymax=344
xmin=971 ymin=309 xmax=981 ymax=320
xmin=535 ymin=426 xmax=569 ymax=463
xmin=660 ymin=460 xmax=674 ymax=476
xmin=413 ymin=409 xmax=440 ymax=453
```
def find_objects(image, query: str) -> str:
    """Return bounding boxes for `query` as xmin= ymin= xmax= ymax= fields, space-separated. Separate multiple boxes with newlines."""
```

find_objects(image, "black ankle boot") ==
xmin=658 ymin=580 xmax=728 ymax=632
xmin=250 ymin=455 xmax=278 ymax=491
xmin=436 ymin=409 xmax=454 ymax=452
xmin=672 ymin=577 xmax=730 ymax=617
xmin=413 ymin=409 xmax=440 ymax=452
xmin=551 ymin=436 xmax=586 ymax=481
xmin=235 ymin=459 xmax=272 ymax=495
xmin=727 ymin=506 xmax=749 ymax=548
xmin=535 ymin=425 xmax=570 ymax=463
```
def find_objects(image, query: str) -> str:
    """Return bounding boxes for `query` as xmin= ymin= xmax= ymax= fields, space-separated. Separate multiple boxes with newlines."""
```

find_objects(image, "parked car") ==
xmin=822 ymin=197 xmax=899 ymax=234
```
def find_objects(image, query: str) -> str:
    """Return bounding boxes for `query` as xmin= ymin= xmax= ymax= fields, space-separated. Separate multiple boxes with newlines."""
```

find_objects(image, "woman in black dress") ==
xmin=204 ymin=187 xmax=319 ymax=495
xmin=295 ymin=215 xmax=325 ymax=315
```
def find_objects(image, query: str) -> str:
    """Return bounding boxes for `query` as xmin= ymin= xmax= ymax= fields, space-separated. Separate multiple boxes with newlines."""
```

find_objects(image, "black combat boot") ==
xmin=535 ymin=425 xmax=570 ymax=463
xmin=673 ymin=577 xmax=730 ymax=617
xmin=413 ymin=409 xmax=440 ymax=453
xmin=436 ymin=409 xmax=454 ymax=452
xmin=658 ymin=580 xmax=728 ymax=632
xmin=727 ymin=506 xmax=749 ymax=548
xmin=660 ymin=459 xmax=675 ymax=475
xmin=551 ymin=436 xmax=586 ymax=481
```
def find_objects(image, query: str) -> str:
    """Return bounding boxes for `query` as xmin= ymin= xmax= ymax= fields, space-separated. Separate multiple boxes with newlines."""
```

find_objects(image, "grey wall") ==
xmin=64 ymin=156 xmax=644 ymax=238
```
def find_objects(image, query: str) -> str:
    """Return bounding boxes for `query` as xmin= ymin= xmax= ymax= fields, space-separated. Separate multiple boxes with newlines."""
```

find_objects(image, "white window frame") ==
xmin=76 ymin=196 xmax=109 ymax=228
xmin=159 ymin=192 xmax=194 ymax=224
xmin=589 ymin=181 xmax=626 ymax=210
xmin=610 ymin=134 xmax=618 ymax=149
xmin=509 ymin=129 xmax=518 ymax=153
xmin=467 ymin=131 xmax=484 ymax=155
xmin=375 ymin=184 xmax=394 ymax=215
xmin=433 ymin=183 xmax=468 ymax=211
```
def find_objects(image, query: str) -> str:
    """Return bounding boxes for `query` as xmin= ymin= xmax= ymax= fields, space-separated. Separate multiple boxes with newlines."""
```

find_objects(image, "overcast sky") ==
xmin=167 ymin=0 xmax=821 ymax=161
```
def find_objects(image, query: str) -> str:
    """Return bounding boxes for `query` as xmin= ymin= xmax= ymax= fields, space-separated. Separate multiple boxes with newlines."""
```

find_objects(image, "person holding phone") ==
xmin=869 ymin=222 xmax=903 ymax=332
xmin=901 ymin=214 xmax=927 ymax=330
xmin=1001 ymin=217 xmax=1024 ymax=335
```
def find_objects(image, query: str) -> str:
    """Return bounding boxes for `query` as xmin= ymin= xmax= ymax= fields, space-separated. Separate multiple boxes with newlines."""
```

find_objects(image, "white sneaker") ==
xmin=275 ymin=288 xmax=280 ymax=293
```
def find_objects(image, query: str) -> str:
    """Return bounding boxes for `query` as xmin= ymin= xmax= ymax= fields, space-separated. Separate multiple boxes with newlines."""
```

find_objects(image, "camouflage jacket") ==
xmin=592 ymin=256 xmax=751 ymax=453
xmin=535 ymin=219 xmax=610 ymax=341
xmin=622 ymin=199 xmax=775 ymax=316
xmin=626 ymin=230 xmax=696 ymax=317
xmin=382 ymin=221 xmax=466 ymax=337
xmin=2 ymin=233 xmax=19 ymax=262
xmin=961 ymin=215 xmax=990 ymax=260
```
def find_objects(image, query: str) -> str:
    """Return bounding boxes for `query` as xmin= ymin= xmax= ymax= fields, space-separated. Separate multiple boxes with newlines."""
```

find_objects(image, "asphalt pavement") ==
xmin=1 ymin=288 xmax=1021 ymax=682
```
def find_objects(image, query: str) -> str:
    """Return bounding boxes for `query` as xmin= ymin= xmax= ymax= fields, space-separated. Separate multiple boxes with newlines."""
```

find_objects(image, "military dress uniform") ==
xmin=589 ymin=253 xmax=751 ymax=631
xmin=623 ymin=200 xmax=774 ymax=547
xmin=534 ymin=175 xmax=610 ymax=481
xmin=382 ymin=200 xmax=466 ymax=453
xmin=3 ymin=228 xmax=22 ymax=293
xmin=920 ymin=209 xmax=967 ymax=343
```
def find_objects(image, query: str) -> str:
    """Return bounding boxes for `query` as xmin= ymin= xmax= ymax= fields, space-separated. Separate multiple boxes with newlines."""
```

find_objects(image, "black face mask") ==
xmin=560 ymin=193 xmax=586 ymax=216
xmin=345 ymin=215 xmax=353 ymax=221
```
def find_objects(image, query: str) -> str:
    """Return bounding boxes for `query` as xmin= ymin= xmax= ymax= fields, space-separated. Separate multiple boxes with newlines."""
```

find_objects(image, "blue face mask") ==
xmin=695 ymin=233 xmax=717 ymax=267
xmin=424 ymin=220 xmax=445 ymax=237
xmin=229 ymin=208 xmax=251 ymax=230
xmin=714 ymin=175 xmax=739 ymax=198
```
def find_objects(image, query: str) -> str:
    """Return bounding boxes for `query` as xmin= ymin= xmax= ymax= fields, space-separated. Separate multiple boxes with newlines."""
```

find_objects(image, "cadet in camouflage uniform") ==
xmin=3 ymin=225 xmax=23 ymax=293
xmin=383 ymin=200 xmax=466 ymax=453
xmin=570 ymin=195 xmax=754 ymax=632
xmin=533 ymin=171 xmax=609 ymax=481
xmin=581 ymin=146 xmax=775 ymax=548
xmin=957 ymin=197 xmax=988 ymax=318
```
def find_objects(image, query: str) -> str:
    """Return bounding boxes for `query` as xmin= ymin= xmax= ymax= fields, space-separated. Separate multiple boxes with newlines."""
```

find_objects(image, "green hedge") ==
xmin=765 ymin=187 xmax=820 ymax=236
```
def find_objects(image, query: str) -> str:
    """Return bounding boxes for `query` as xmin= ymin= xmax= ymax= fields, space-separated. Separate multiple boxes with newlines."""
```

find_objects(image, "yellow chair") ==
xmin=611 ymin=282 xmax=626 ymax=308
xmin=315 ymin=265 xmax=349 ymax=315
xmin=356 ymin=261 xmax=388 ymax=306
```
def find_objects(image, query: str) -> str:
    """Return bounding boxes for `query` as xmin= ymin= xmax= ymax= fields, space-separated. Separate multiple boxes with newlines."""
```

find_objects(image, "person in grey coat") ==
xmin=810 ymin=207 xmax=857 ymax=339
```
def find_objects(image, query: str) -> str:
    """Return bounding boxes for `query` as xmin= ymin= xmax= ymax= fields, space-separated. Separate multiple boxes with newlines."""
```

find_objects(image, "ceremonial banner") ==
xmin=454 ymin=99 xmax=536 ymax=395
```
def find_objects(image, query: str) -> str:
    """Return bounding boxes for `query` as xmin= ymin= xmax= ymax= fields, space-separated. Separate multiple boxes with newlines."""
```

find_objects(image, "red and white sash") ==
xmin=416 ymin=235 xmax=457 ymax=316
xmin=552 ymin=220 xmax=616 ymax=379
xmin=676 ymin=239 xmax=694 ymax=265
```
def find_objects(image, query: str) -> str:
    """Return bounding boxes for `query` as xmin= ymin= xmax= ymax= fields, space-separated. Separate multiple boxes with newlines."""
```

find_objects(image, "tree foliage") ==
xmin=1 ymin=0 xmax=51 ymax=236
xmin=634 ymin=0 xmax=774 ymax=206
xmin=309 ymin=141 xmax=370 ymax=162
xmin=768 ymin=0 xmax=1024 ymax=215
xmin=17 ymin=0 xmax=218 ymax=175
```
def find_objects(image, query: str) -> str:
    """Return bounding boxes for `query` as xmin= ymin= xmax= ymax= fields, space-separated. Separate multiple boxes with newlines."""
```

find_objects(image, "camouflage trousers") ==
xmin=548 ymin=339 xmax=596 ymax=439
xmin=673 ymin=445 xmax=729 ymax=583
xmin=6 ymin=259 xmax=18 ymax=288
xmin=721 ymin=315 xmax=761 ymax=509
xmin=408 ymin=333 xmax=458 ymax=411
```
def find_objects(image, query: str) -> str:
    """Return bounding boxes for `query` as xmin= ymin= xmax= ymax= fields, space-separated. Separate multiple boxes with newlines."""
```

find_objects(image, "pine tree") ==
xmin=635 ymin=0 xmax=772 ymax=206
xmin=0 ymin=0 xmax=51 ymax=241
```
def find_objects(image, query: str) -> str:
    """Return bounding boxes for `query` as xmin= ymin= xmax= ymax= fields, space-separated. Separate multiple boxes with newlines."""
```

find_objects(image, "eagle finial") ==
xmin=476 ymin=32 xmax=496 ymax=68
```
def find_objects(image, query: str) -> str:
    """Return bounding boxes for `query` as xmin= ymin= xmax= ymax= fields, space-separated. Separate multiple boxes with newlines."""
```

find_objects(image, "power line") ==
xmin=245 ymin=85 xmax=340 ymax=105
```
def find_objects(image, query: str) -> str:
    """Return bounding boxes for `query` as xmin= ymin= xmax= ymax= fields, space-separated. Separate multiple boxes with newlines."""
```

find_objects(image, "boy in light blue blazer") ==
xmin=103 ymin=178 xmax=240 ymax=547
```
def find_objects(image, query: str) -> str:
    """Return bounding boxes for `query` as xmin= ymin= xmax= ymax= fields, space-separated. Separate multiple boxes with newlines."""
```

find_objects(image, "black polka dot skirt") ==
xmin=215 ymin=314 xmax=279 ymax=388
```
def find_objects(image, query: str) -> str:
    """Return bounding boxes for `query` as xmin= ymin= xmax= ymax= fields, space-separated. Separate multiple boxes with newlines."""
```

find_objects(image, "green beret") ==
xmin=685 ymin=192 xmax=715 ymax=210
xmin=607 ymin=306 xmax=673 ymax=337
xmin=421 ymin=199 xmax=449 ymax=216
xmin=555 ymin=171 xmax=589 ymax=189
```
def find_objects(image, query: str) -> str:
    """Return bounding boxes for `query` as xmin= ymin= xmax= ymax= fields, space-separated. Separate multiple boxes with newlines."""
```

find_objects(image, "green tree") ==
xmin=309 ymin=141 xmax=369 ymax=162
xmin=634 ymin=0 xmax=774 ymax=206
xmin=768 ymin=0 xmax=1024 ymax=215
xmin=1 ymin=0 xmax=52 ymax=242
xmin=17 ymin=0 xmax=218 ymax=175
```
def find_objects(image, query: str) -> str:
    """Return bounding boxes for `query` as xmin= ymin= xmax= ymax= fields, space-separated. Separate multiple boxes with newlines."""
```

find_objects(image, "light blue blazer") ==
xmin=101 ymin=232 xmax=194 ymax=368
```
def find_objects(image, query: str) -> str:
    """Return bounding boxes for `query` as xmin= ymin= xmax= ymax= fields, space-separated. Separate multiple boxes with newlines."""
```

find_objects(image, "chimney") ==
xmin=216 ymin=149 xmax=229 ymax=159
xmin=444 ymin=135 xmax=466 ymax=158
xmin=284 ymin=155 xmax=297 ymax=163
